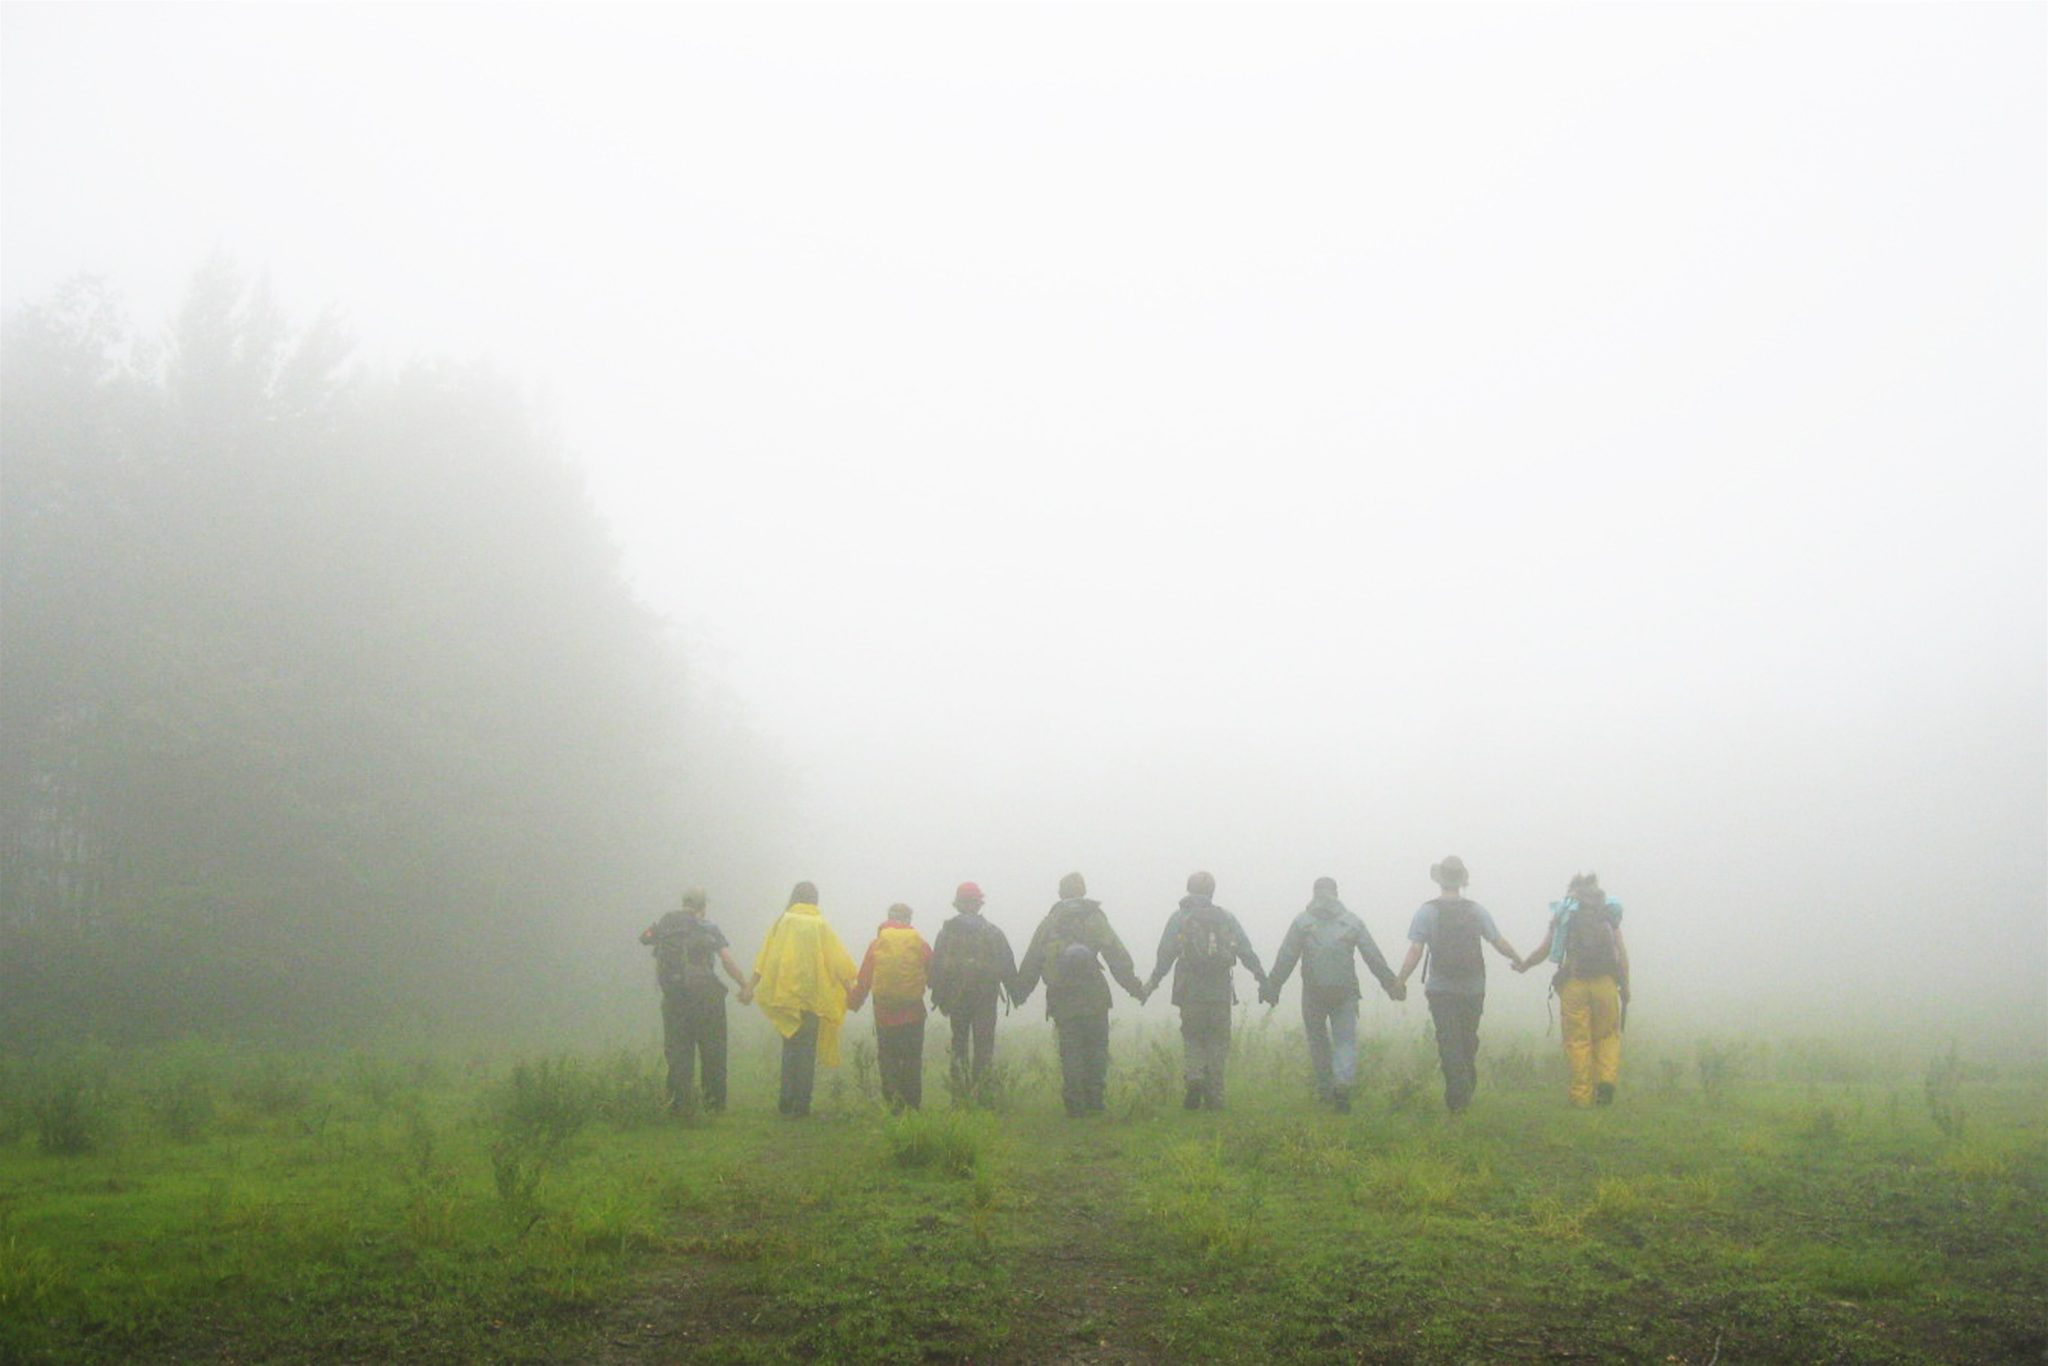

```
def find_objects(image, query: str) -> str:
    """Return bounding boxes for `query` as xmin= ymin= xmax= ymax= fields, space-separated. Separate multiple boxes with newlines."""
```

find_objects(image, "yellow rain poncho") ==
xmin=753 ymin=903 xmax=859 ymax=1066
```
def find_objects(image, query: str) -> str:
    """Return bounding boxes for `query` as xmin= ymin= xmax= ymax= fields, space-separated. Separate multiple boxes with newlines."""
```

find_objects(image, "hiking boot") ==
xmin=1332 ymin=1088 xmax=1351 ymax=1114
xmin=1595 ymin=1082 xmax=1616 ymax=1106
xmin=1184 ymin=1085 xmax=1204 ymax=1111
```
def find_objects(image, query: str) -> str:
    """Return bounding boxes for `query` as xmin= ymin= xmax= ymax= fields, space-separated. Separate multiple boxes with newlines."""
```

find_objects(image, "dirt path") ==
xmin=1000 ymin=1126 xmax=1162 ymax=1364
xmin=567 ymin=1116 xmax=1166 ymax=1365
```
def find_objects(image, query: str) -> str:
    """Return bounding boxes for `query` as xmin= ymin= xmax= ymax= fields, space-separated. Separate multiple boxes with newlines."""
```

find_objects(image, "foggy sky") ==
xmin=4 ymin=4 xmax=2043 ymax=1040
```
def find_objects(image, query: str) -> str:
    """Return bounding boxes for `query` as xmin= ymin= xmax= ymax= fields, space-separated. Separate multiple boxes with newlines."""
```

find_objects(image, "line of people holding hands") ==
xmin=640 ymin=860 xmax=1630 ymax=1122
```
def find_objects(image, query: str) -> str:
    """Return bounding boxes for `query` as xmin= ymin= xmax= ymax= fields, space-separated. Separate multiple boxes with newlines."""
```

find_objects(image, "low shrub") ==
xmin=883 ymin=1108 xmax=991 ymax=1177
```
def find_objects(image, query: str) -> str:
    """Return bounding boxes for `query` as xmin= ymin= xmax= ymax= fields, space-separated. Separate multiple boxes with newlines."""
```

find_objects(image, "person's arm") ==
xmin=845 ymin=943 xmax=874 ymax=1011
xmin=1395 ymin=940 xmax=1425 ymax=987
xmin=1232 ymin=917 xmax=1268 ymax=987
xmin=1352 ymin=920 xmax=1399 ymax=996
xmin=1514 ymin=925 xmax=1554 ymax=973
xmin=1263 ymin=923 xmax=1303 ymax=1004
xmin=1096 ymin=918 xmax=1148 ymax=1001
xmin=1144 ymin=912 xmax=1181 ymax=995
xmin=1613 ymin=925 xmax=1630 ymax=998
xmin=718 ymin=948 xmax=754 ymax=1002
xmin=1477 ymin=907 xmax=1520 ymax=967
xmin=1012 ymin=921 xmax=1046 ymax=1005
xmin=998 ymin=929 xmax=1020 ymax=1006
xmin=639 ymin=924 xmax=657 ymax=946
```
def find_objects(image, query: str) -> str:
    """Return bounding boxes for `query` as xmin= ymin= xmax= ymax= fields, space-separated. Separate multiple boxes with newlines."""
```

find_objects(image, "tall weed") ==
xmin=485 ymin=1056 xmax=598 ymax=1210
xmin=147 ymin=1065 xmax=217 ymax=1142
xmin=883 ymin=1108 xmax=991 ymax=1177
xmin=1924 ymin=1044 xmax=1966 ymax=1139
xmin=29 ymin=1053 xmax=114 ymax=1156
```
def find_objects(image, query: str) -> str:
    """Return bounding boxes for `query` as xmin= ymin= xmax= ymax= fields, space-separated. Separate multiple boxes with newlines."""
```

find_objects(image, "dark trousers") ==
xmin=1179 ymin=1002 xmax=1234 ymax=1106
xmin=660 ymin=990 xmax=728 ymax=1112
xmin=1055 ymin=1012 xmax=1110 ymax=1116
xmin=877 ymin=1017 xmax=926 ymax=1111
xmin=1428 ymin=991 xmax=1484 ymax=1112
xmin=778 ymin=1012 xmax=820 ymax=1116
xmin=947 ymin=999 xmax=998 ymax=1099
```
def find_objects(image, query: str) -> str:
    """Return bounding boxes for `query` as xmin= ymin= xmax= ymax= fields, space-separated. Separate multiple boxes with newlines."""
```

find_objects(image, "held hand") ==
xmin=1512 ymin=959 xmax=1532 ymax=974
xmin=737 ymin=985 xmax=754 ymax=1005
xmin=1387 ymin=980 xmax=1407 ymax=1002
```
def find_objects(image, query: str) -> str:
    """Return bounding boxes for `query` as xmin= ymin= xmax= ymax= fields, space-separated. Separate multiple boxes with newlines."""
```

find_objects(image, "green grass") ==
xmin=0 ymin=1024 xmax=2042 ymax=1362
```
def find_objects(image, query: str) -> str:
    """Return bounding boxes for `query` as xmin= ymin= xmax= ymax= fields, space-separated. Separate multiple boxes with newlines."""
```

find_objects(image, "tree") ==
xmin=1 ymin=265 xmax=764 ymax=1040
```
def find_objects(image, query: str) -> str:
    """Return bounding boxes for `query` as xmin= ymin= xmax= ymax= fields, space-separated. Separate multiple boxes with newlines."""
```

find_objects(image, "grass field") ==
xmin=2 ymin=1016 xmax=2043 ymax=1363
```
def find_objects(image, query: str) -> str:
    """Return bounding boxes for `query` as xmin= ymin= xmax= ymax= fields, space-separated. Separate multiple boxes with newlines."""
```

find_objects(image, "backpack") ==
xmin=1177 ymin=904 xmax=1237 ymax=974
xmin=1425 ymin=897 xmax=1484 ymax=982
xmin=1563 ymin=899 xmax=1620 ymax=980
xmin=947 ymin=918 xmax=1004 ymax=996
xmin=1041 ymin=906 xmax=1101 ymax=992
xmin=871 ymin=927 xmax=928 ymax=1006
xmin=654 ymin=915 xmax=719 ymax=993
xmin=1299 ymin=915 xmax=1358 ymax=990
xmin=935 ymin=916 xmax=1002 ymax=1012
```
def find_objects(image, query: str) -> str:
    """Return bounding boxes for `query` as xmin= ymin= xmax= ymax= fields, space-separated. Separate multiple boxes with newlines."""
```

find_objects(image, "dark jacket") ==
xmin=1266 ymin=895 xmax=1396 ymax=1002
xmin=927 ymin=910 xmax=1017 ymax=1016
xmin=1147 ymin=895 xmax=1266 ymax=1008
xmin=1015 ymin=898 xmax=1145 ymax=1019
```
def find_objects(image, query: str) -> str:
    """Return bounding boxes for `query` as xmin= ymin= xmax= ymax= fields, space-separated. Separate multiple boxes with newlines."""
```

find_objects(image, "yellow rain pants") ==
xmin=754 ymin=904 xmax=858 ymax=1067
xmin=1558 ymin=974 xmax=1622 ymax=1107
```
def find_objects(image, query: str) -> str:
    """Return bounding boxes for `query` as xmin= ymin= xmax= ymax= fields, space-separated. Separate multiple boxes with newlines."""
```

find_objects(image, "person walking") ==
xmin=926 ymin=882 xmax=1017 ymax=1103
xmin=1014 ymin=872 xmax=1147 ymax=1117
xmin=1145 ymin=872 xmax=1269 ymax=1111
xmin=1261 ymin=876 xmax=1404 ymax=1113
xmin=847 ymin=903 xmax=932 ymax=1111
xmin=749 ymin=881 xmax=859 ymax=1118
xmin=1392 ymin=857 xmax=1523 ymax=1113
xmin=1515 ymin=872 xmax=1630 ymax=1107
xmin=639 ymin=888 xmax=752 ymax=1114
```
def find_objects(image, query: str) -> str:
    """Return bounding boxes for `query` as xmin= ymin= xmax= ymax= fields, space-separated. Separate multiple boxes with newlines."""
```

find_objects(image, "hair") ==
xmin=887 ymin=902 xmax=913 ymax=923
xmin=788 ymin=880 xmax=819 ymax=907
xmin=681 ymin=887 xmax=708 ymax=911
xmin=1569 ymin=871 xmax=1605 ymax=909
xmin=1058 ymin=871 xmax=1086 ymax=899
xmin=1186 ymin=870 xmax=1216 ymax=897
xmin=1312 ymin=876 xmax=1338 ymax=896
xmin=1430 ymin=857 xmax=1469 ymax=891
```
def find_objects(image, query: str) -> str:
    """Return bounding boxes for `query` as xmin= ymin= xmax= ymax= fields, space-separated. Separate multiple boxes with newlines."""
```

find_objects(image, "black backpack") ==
xmin=945 ymin=918 xmax=1004 ymax=998
xmin=653 ymin=916 xmax=718 ymax=993
xmin=1563 ymin=899 xmax=1620 ymax=980
xmin=1178 ymin=904 xmax=1237 ymax=974
xmin=1425 ymin=897 xmax=1484 ymax=982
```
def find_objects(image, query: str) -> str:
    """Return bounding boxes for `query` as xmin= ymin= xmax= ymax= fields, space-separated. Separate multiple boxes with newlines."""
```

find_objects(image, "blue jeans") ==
xmin=1302 ymin=988 xmax=1359 ymax=1096
xmin=778 ymin=1012 xmax=820 ymax=1115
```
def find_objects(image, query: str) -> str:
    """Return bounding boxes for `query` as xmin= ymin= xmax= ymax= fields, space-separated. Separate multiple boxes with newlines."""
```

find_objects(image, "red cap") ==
xmin=953 ymin=882 xmax=984 ymax=905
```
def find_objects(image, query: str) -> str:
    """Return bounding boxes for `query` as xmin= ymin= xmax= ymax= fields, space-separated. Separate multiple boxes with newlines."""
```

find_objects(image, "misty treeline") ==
xmin=1 ymin=263 xmax=777 ymax=1042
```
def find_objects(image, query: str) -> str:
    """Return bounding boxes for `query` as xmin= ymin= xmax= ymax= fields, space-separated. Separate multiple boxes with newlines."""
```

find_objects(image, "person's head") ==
xmin=788 ymin=880 xmax=819 ymax=908
xmin=1058 ymin=871 xmax=1087 ymax=900
xmin=888 ymin=902 xmax=914 ymax=925
xmin=680 ymin=888 xmax=708 ymax=919
xmin=1312 ymin=876 xmax=1338 ymax=898
xmin=1430 ymin=857 xmax=1469 ymax=892
xmin=953 ymin=881 xmax=984 ymax=912
xmin=1186 ymin=870 xmax=1216 ymax=898
xmin=1569 ymin=872 xmax=1604 ymax=907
